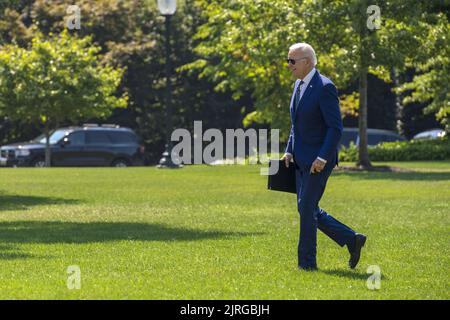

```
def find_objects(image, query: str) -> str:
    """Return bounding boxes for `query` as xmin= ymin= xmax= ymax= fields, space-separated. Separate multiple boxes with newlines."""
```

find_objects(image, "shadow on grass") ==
xmin=0 ymin=221 xmax=263 ymax=245
xmin=334 ymin=170 xmax=450 ymax=181
xmin=321 ymin=268 xmax=389 ymax=281
xmin=0 ymin=192 xmax=81 ymax=211
xmin=0 ymin=244 xmax=52 ymax=260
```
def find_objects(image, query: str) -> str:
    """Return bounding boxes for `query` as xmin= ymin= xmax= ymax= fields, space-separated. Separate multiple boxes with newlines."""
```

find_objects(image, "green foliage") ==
xmin=339 ymin=138 xmax=450 ymax=162
xmin=0 ymin=30 xmax=127 ymax=127
xmin=0 ymin=30 xmax=127 ymax=165
xmin=0 ymin=0 xmax=447 ymax=162
xmin=0 ymin=0 xmax=247 ymax=162
xmin=396 ymin=12 xmax=449 ymax=132
xmin=339 ymin=92 xmax=359 ymax=118
xmin=339 ymin=142 xmax=360 ymax=162
xmin=185 ymin=0 xmax=298 ymax=139
xmin=186 ymin=0 xmax=446 ymax=145
xmin=0 ymin=0 xmax=32 ymax=46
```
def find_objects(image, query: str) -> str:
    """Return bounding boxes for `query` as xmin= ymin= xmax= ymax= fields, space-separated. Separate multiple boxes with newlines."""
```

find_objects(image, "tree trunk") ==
xmin=357 ymin=66 xmax=372 ymax=169
xmin=44 ymin=123 xmax=51 ymax=167
xmin=391 ymin=67 xmax=405 ymax=136
xmin=356 ymin=0 xmax=372 ymax=170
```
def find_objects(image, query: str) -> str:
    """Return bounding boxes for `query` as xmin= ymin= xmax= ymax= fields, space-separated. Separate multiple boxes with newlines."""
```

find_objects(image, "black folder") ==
xmin=267 ymin=159 xmax=297 ymax=194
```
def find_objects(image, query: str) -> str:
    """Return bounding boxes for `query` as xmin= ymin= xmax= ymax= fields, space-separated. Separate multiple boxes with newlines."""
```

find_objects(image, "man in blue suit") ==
xmin=281 ymin=43 xmax=366 ymax=271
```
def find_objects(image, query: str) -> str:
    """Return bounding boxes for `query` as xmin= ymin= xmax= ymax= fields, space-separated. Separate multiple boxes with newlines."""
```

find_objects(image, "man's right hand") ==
xmin=281 ymin=153 xmax=293 ymax=168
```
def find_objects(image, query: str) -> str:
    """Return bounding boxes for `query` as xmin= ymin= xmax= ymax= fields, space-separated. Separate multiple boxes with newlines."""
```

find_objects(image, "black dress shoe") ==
xmin=348 ymin=233 xmax=367 ymax=269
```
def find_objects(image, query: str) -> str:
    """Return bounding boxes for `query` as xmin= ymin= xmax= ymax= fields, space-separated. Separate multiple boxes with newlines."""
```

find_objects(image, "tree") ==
xmin=396 ymin=11 xmax=449 ymax=133
xmin=0 ymin=0 xmax=248 ymax=163
xmin=0 ymin=30 xmax=127 ymax=166
xmin=187 ymin=0 xmax=445 ymax=168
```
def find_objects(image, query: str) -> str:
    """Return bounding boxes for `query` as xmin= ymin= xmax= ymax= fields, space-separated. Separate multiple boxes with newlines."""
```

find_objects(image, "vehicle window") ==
xmin=340 ymin=131 xmax=358 ymax=147
xmin=383 ymin=135 xmax=394 ymax=142
xmin=384 ymin=134 xmax=404 ymax=142
xmin=86 ymin=131 xmax=111 ymax=144
xmin=107 ymin=132 xmax=137 ymax=144
xmin=32 ymin=133 xmax=45 ymax=143
xmin=368 ymin=134 xmax=383 ymax=146
xmin=67 ymin=132 xmax=85 ymax=145
xmin=36 ymin=130 xmax=71 ymax=144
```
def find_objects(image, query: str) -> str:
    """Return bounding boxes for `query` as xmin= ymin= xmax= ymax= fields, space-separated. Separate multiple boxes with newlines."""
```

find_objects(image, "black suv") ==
xmin=0 ymin=124 xmax=145 ymax=167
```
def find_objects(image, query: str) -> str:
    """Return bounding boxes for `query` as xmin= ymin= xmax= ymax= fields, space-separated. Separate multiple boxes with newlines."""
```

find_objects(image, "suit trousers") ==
xmin=295 ymin=160 xmax=356 ymax=269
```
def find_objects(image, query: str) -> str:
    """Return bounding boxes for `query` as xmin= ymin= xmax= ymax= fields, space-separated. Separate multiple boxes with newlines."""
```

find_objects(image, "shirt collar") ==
xmin=300 ymin=67 xmax=316 ymax=87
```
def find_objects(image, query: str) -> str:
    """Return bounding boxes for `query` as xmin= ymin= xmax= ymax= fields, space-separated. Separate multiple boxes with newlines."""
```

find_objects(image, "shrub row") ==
xmin=339 ymin=137 xmax=450 ymax=161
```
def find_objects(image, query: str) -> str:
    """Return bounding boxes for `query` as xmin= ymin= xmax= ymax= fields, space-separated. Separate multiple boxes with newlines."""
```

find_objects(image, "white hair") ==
xmin=289 ymin=43 xmax=317 ymax=66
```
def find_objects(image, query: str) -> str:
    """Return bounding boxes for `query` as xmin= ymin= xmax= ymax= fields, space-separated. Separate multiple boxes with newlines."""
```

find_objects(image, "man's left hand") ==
xmin=310 ymin=158 xmax=326 ymax=174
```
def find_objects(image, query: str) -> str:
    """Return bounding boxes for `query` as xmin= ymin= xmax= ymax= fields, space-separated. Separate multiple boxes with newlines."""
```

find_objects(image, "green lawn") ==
xmin=0 ymin=162 xmax=449 ymax=299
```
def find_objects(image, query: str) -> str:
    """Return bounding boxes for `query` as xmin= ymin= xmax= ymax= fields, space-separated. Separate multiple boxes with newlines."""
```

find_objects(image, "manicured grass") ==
xmin=0 ymin=162 xmax=449 ymax=299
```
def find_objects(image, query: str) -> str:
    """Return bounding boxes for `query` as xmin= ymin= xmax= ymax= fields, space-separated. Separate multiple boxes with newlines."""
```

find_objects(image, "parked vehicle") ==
xmin=339 ymin=127 xmax=406 ymax=149
xmin=413 ymin=129 xmax=446 ymax=140
xmin=0 ymin=124 xmax=145 ymax=167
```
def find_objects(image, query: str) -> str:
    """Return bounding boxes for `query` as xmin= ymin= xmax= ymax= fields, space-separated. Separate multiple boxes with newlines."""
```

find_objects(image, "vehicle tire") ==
xmin=30 ymin=157 xmax=46 ymax=168
xmin=111 ymin=159 xmax=130 ymax=167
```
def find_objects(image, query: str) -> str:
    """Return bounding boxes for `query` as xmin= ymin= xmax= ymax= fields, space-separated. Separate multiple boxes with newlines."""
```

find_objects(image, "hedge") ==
xmin=339 ymin=137 xmax=450 ymax=161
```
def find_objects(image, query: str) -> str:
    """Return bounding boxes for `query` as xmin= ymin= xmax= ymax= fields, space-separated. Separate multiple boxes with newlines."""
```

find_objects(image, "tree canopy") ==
xmin=0 ymin=30 xmax=127 ymax=165
xmin=184 ymin=0 xmax=448 ymax=166
xmin=0 ymin=0 xmax=447 ymax=164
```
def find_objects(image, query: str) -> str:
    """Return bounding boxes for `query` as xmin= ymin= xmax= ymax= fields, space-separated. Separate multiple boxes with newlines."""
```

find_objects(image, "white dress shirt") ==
xmin=297 ymin=67 xmax=316 ymax=101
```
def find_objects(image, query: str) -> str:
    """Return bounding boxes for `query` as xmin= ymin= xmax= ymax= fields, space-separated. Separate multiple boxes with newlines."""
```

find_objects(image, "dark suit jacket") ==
xmin=285 ymin=70 xmax=343 ymax=168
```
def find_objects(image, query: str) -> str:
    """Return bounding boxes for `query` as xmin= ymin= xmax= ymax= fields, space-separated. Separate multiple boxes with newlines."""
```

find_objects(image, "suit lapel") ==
xmin=290 ymin=80 xmax=300 ymax=121
xmin=294 ymin=70 xmax=319 ymax=119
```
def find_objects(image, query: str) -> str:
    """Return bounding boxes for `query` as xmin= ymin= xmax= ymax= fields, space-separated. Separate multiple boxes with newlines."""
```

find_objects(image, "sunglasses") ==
xmin=286 ymin=57 xmax=308 ymax=65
